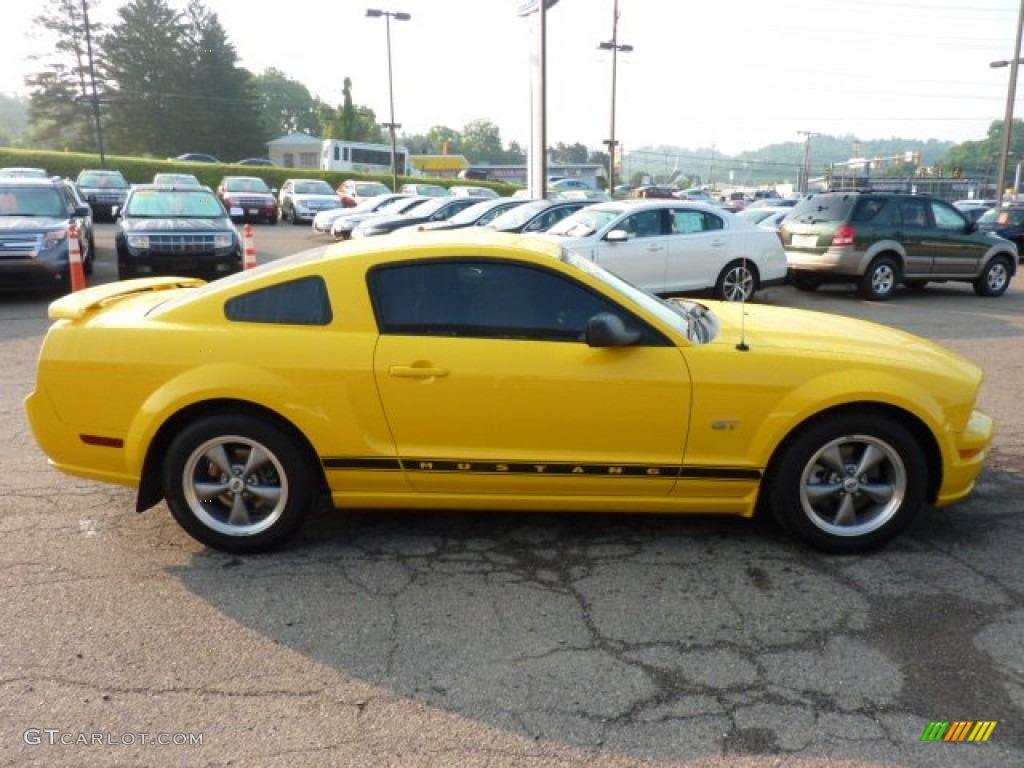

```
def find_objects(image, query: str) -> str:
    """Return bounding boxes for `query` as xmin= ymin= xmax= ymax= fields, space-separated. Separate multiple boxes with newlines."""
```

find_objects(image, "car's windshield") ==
xmin=447 ymin=199 xmax=505 ymax=224
xmin=0 ymin=187 xmax=65 ymax=217
xmin=403 ymin=197 xmax=450 ymax=216
xmin=355 ymin=182 xmax=390 ymax=197
xmin=78 ymin=172 xmax=128 ymax=188
xmin=225 ymin=177 xmax=270 ymax=193
xmin=295 ymin=181 xmax=334 ymax=195
xmin=126 ymin=189 xmax=224 ymax=218
xmin=546 ymin=206 xmax=620 ymax=237
xmin=979 ymin=207 xmax=1024 ymax=226
xmin=487 ymin=200 xmax=550 ymax=230
xmin=563 ymin=252 xmax=716 ymax=344
xmin=154 ymin=174 xmax=201 ymax=186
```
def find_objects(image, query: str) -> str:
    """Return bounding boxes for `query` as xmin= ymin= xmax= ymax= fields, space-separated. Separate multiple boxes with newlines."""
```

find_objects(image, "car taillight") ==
xmin=832 ymin=224 xmax=855 ymax=247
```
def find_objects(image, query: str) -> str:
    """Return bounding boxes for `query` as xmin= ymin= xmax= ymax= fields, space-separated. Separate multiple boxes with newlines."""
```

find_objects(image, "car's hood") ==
xmin=292 ymin=194 xmax=340 ymax=204
xmin=710 ymin=301 xmax=980 ymax=377
xmin=119 ymin=217 xmax=234 ymax=233
xmin=0 ymin=216 xmax=69 ymax=232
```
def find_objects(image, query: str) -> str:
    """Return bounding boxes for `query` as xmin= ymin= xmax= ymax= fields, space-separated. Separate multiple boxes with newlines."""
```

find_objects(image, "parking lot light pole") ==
xmin=366 ymin=8 xmax=410 ymax=192
xmin=991 ymin=0 xmax=1024 ymax=202
xmin=599 ymin=0 xmax=632 ymax=192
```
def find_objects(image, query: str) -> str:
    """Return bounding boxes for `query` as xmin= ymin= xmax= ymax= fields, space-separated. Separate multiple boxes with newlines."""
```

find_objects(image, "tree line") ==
xmin=21 ymin=0 xmax=606 ymax=168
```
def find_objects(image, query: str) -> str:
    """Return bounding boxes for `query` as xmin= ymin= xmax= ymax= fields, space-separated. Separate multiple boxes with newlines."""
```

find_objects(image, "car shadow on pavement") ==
xmin=167 ymin=465 xmax=1024 ymax=766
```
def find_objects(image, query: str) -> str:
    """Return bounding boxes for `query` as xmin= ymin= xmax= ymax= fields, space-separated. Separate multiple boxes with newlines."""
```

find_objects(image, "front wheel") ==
xmin=768 ymin=412 xmax=927 ymax=553
xmin=714 ymin=260 xmax=758 ymax=301
xmin=161 ymin=414 xmax=315 ymax=553
xmin=973 ymin=256 xmax=1011 ymax=297
xmin=858 ymin=255 xmax=900 ymax=301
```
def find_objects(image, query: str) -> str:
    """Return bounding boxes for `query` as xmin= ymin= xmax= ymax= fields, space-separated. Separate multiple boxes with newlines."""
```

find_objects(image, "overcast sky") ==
xmin=2 ymin=0 xmax=1020 ymax=155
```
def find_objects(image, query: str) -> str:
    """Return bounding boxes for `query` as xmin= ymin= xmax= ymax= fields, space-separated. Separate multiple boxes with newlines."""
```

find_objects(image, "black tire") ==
xmin=791 ymin=270 xmax=821 ymax=292
xmin=714 ymin=260 xmax=758 ymax=301
xmin=267 ymin=213 xmax=278 ymax=226
xmin=290 ymin=208 xmax=302 ymax=226
xmin=768 ymin=411 xmax=927 ymax=554
xmin=858 ymin=255 xmax=900 ymax=300
xmin=161 ymin=414 xmax=315 ymax=553
xmin=973 ymin=256 xmax=1012 ymax=297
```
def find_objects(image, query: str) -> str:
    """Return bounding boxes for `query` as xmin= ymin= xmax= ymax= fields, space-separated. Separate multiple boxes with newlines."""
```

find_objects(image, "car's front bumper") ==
xmin=934 ymin=409 xmax=994 ymax=507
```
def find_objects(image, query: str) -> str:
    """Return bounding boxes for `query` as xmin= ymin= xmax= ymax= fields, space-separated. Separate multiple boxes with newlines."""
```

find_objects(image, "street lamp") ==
xmin=991 ymin=0 xmax=1024 ymax=201
xmin=366 ymin=8 xmax=410 ymax=192
xmin=599 ymin=0 xmax=632 ymax=192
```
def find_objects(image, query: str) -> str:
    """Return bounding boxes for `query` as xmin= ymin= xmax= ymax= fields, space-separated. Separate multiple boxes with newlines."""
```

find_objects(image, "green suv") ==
xmin=781 ymin=191 xmax=1018 ymax=300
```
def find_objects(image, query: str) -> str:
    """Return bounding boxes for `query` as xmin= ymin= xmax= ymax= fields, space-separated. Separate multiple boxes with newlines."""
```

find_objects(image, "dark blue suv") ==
xmin=0 ymin=177 xmax=93 ymax=293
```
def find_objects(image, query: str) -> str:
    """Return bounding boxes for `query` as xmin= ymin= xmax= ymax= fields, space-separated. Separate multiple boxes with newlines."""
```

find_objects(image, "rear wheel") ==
xmin=858 ymin=255 xmax=900 ymax=300
xmin=161 ymin=414 xmax=315 ymax=553
xmin=714 ymin=260 xmax=758 ymax=301
xmin=769 ymin=412 xmax=927 ymax=553
xmin=973 ymin=256 xmax=1011 ymax=297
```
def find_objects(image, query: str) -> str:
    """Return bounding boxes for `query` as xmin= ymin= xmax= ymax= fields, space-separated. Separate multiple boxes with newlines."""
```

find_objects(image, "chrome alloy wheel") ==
xmin=798 ymin=433 xmax=907 ymax=538
xmin=720 ymin=263 xmax=755 ymax=301
xmin=182 ymin=434 xmax=288 ymax=537
xmin=869 ymin=263 xmax=896 ymax=296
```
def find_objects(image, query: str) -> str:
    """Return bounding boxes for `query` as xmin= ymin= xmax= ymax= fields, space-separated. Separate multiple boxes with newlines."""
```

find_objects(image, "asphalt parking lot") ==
xmin=1 ymin=222 xmax=1022 ymax=768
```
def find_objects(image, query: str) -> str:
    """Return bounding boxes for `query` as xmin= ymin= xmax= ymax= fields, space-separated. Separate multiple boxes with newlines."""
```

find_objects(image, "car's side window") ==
xmin=619 ymin=209 xmax=664 ymax=238
xmin=898 ymin=200 xmax=929 ymax=227
xmin=931 ymin=201 xmax=968 ymax=231
xmin=370 ymin=260 xmax=659 ymax=343
xmin=225 ymin=276 xmax=332 ymax=325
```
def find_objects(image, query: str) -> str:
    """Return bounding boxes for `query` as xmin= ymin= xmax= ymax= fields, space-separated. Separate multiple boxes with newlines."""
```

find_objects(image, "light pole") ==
xmin=991 ymin=0 xmax=1024 ymax=202
xmin=366 ymin=8 xmax=410 ymax=192
xmin=599 ymin=0 xmax=632 ymax=192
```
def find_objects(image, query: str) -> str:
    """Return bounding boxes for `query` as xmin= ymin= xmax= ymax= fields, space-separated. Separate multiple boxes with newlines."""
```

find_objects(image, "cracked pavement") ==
xmin=0 ymin=227 xmax=1021 ymax=767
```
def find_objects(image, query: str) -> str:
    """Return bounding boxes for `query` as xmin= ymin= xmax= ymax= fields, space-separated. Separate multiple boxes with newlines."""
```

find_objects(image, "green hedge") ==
xmin=0 ymin=146 xmax=517 ymax=196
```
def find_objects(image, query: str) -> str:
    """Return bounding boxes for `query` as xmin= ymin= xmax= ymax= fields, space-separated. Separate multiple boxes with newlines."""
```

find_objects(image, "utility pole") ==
xmin=599 ymin=0 xmax=632 ymax=192
xmin=797 ymin=130 xmax=820 ymax=193
xmin=81 ymin=0 xmax=105 ymax=166
xmin=992 ymin=0 xmax=1024 ymax=201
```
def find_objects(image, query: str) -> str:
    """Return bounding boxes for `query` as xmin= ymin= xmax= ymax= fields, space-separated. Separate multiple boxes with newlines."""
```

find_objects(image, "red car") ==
xmin=337 ymin=179 xmax=392 ymax=207
xmin=216 ymin=176 xmax=278 ymax=224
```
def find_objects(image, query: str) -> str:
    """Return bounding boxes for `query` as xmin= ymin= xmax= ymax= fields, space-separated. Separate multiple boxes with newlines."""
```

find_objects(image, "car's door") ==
xmin=891 ymin=197 xmax=933 ymax=276
xmin=370 ymin=259 xmax=691 ymax=497
xmin=591 ymin=208 xmax=671 ymax=293
xmin=925 ymin=199 xmax=986 ymax=276
xmin=662 ymin=207 xmax=736 ymax=293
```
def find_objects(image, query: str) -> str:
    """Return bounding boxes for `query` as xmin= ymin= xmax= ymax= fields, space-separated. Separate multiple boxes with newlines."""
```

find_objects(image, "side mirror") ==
xmin=966 ymin=221 xmax=978 ymax=234
xmin=586 ymin=312 xmax=641 ymax=347
xmin=74 ymin=205 xmax=91 ymax=218
xmin=605 ymin=229 xmax=629 ymax=242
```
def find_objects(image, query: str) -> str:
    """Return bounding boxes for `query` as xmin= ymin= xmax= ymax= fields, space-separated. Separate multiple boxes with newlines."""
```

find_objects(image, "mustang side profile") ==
xmin=25 ymin=231 xmax=992 ymax=554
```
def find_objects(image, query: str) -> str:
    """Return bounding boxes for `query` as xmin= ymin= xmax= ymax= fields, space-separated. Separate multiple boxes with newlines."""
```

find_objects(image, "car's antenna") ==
xmin=736 ymin=250 xmax=750 ymax=350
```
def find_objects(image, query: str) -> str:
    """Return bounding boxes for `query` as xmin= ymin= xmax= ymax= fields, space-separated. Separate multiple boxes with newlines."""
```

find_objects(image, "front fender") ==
xmin=744 ymin=368 xmax=949 ymax=469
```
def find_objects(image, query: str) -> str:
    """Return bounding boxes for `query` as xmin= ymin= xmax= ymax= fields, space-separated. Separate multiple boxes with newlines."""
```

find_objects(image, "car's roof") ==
xmin=0 ymin=176 xmax=61 ymax=187
xmin=131 ymin=183 xmax=212 ymax=192
xmin=221 ymin=175 xmax=266 ymax=182
xmin=78 ymin=169 xmax=124 ymax=175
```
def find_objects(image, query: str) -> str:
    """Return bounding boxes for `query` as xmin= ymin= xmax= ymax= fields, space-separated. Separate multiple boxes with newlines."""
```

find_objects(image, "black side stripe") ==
xmin=321 ymin=457 xmax=761 ymax=481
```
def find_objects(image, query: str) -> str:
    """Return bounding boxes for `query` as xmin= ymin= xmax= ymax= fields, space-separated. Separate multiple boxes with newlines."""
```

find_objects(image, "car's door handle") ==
xmin=711 ymin=239 xmax=726 ymax=247
xmin=388 ymin=365 xmax=450 ymax=379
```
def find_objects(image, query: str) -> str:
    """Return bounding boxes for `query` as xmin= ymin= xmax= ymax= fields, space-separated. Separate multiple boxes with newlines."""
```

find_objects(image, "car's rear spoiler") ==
xmin=48 ymin=277 xmax=206 ymax=320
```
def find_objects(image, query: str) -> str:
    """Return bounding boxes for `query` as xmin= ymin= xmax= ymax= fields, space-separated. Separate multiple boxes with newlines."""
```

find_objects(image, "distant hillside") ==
xmin=624 ymin=134 xmax=956 ymax=187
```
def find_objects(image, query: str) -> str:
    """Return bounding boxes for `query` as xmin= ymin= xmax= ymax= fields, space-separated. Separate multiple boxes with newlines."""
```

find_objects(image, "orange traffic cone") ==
xmin=243 ymin=223 xmax=257 ymax=269
xmin=67 ymin=222 xmax=87 ymax=292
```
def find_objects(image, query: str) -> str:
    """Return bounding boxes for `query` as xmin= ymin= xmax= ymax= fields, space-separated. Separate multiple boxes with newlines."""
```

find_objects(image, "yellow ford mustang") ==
xmin=25 ymin=231 xmax=992 ymax=554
